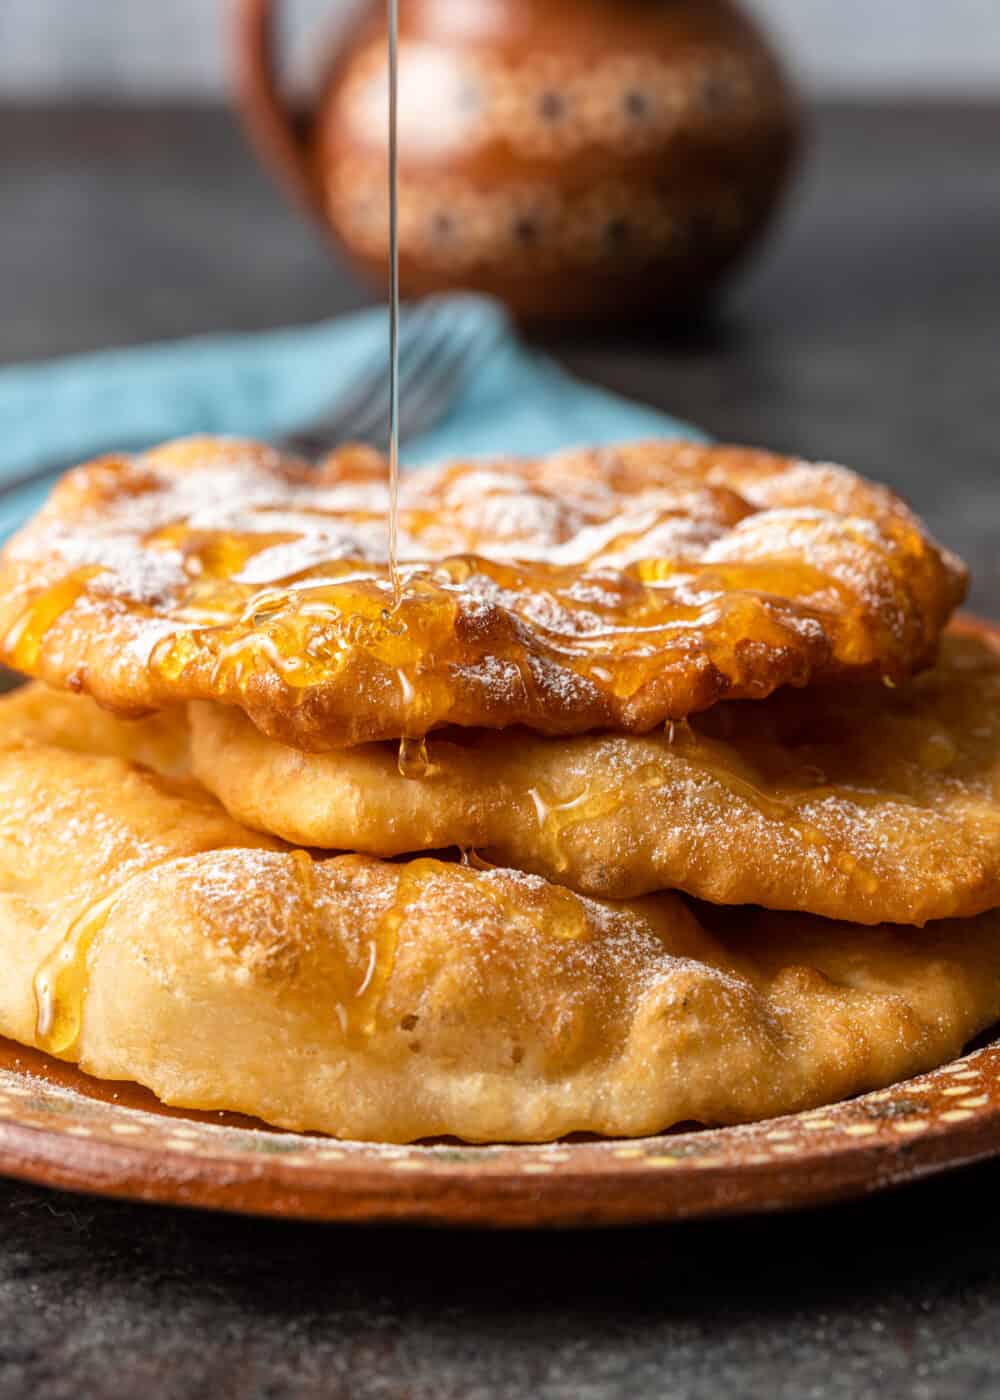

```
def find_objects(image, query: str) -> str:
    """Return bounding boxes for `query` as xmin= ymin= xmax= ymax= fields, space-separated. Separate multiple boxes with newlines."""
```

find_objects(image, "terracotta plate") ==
xmin=2 ymin=1031 xmax=1000 ymax=1227
xmin=1 ymin=615 xmax=999 ymax=1226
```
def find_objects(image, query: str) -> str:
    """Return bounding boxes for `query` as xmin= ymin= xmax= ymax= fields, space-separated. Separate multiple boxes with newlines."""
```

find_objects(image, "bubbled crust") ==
xmin=1 ymin=732 xmax=1000 ymax=1142
xmin=0 ymin=436 xmax=966 ymax=749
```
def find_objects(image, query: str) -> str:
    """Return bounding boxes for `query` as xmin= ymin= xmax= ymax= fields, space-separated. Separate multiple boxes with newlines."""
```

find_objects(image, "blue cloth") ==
xmin=0 ymin=295 xmax=704 ymax=543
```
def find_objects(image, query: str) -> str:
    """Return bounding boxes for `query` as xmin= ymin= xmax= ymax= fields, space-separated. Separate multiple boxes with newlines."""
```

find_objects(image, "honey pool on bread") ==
xmin=0 ymin=436 xmax=965 ymax=750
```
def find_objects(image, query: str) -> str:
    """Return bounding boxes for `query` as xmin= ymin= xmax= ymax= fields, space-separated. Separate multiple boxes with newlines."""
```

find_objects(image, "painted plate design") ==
xmin=2 ymin=1035 xmax=1000 ymax=1226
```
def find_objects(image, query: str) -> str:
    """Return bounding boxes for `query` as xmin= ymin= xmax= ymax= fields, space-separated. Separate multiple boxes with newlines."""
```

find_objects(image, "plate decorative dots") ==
xmin=2 ymin=1035 xmax=1000 ymax=1227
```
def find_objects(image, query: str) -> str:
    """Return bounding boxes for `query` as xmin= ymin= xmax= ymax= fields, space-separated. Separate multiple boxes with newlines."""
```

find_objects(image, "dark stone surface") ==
xmin=0 ymin=101 xmax=998 ymax=1397
xmin=5 ymin=1163 xmax=1000 ymax=1400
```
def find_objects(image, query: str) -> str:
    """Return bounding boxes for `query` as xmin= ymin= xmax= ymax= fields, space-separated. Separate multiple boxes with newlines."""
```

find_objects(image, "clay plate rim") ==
xmin=2 ymin=1036 xmax=1000 ymax=1227
xmin=0 ymin=613 xmax=997 ymax=1228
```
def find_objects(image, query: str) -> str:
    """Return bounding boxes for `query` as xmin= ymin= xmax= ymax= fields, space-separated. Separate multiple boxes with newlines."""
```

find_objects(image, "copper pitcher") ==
xmin=234 ymin=0 xmax=800 ymax=325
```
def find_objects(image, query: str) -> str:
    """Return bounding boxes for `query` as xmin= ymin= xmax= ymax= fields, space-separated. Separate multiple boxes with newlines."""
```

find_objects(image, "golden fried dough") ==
xmin=0 ymin=435 xmax=964 ymax=749
xmin=1 ymin=709 xmax=999 ymax=1142
xmin=187 ymin=626 xmax=1000 ymax=926
xmin=0 ymin=677 xmax=189 ymax=777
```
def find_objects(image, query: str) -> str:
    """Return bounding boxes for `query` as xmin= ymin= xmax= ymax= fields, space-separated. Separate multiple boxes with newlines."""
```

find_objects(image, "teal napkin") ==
xmin=0 ymin=295 xmax=703 ymax=543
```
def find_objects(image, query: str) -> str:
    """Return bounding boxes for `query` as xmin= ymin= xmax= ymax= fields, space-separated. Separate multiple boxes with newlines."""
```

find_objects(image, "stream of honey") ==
xmin=386 ymin=0 xmax=402 ymax=611
xmin=386 ymin=0 xmax=421 ymax=780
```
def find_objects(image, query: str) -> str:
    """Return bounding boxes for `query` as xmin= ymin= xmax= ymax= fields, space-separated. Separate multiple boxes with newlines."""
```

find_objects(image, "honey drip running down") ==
xmin=4 ymin=572 xmax=96 ymax=673
xmin=339 ymin=855 xmax=427 ymax=1045
xmin=34 ymin=886 xmax=126 ymax=1055
xmin=397 ymin=736 xmax=439 ymax=780
xmin=336 ymin=857 xmax=592 ymax=1045
xmin=525 ymin=721 xmax=881 ymax=898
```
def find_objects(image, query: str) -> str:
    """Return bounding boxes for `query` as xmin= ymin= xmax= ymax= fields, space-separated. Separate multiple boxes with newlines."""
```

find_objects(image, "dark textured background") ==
xmin=0 ymin=101 xmax=998 ymax=1398
xmin=2 ymin=0 xmax=997 ymax=101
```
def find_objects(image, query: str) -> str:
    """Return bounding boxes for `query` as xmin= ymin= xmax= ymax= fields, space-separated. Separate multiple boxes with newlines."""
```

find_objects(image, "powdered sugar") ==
xmin=0 ymin=436 xmax=964 ymax=746
xmin=40 ymin=528 xmax=187 ymax=605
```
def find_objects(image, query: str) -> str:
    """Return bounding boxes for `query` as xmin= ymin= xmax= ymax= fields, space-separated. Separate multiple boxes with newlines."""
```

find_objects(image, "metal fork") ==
xmin=0 ymin=299 xmax=502 ymax=499
xmin=282 ymin=296 xmax=504 ymax=460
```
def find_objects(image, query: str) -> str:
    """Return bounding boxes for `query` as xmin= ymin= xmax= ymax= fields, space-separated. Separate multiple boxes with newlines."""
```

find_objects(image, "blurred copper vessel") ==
xmin=234 ymin=0 xmax=800 ymax=325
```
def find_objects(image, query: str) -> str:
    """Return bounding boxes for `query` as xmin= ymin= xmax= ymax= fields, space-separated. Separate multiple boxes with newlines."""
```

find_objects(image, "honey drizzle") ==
xmin=12 ymin=529 xmax=917 ymax=751
xmin=290 ymin=847 xmax=317 ymax=935
xmin=451 ymin=858 xmax=590 ymax=942
xmin=526 ymin=725 xmax=881 ymax=897
xmin=34 ymin=842 xmax=415 ymax=1060
xmin=34 ymin=842 xmax=248 ymax=1059
xmin=5 ymin=571 xmax=96 ymax=672
xmin=150 ymin=555 xmax=810 ymax=717
xmin=33 ymin=887 xmax=126 ymax=1055
xmin=397 ymin=736 xmax=439 ymax=780
xmin=340 ymin=856 xmax=433 ymax=1045
xmin=527 ymin=764 xmax=677 ymax=875
xmin=337 ymin=855 xmax=592 ymax=1043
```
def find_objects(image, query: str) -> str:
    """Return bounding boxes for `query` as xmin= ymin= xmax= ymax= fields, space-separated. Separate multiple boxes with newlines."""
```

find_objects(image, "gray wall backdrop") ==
xmin=1 ymin=0 xmax=999 ymax=98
